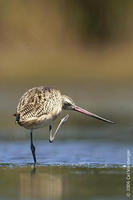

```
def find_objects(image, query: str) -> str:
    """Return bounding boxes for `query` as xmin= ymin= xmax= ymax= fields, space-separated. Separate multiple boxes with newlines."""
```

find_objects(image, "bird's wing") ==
xmin=18 ymin=101 xmax=48 ymax=119
xmin=16 ymin=86 xmax=62 ymax=120
xmin=17 ymin=88 xmax=48 ymax=119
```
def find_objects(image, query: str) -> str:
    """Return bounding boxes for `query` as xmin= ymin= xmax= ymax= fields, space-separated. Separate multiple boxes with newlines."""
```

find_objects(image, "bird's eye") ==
xmin=64 ymin=102 xmax=71 ymax=106
xmin=63 ymin=101 xmax=72 ymax=110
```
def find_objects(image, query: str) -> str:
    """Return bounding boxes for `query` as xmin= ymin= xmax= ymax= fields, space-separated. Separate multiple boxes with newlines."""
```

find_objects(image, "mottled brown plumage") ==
xmin=16 ymin=87 xmax=63 ymax=129
xmin=14 ymin=86 xmax=114 ymax=165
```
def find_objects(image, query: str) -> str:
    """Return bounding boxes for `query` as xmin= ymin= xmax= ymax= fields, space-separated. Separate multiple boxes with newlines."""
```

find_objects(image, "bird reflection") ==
xmin=30 ymin=166 xmax=36 ymax=176
xmin=19 ymin=167 xmax=63 ymax=200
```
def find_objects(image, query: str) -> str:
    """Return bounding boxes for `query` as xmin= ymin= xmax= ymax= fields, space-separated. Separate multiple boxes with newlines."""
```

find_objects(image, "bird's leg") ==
xmin=49 ymin=114 xmax=69 ymax=143
xmin=30 ymin=130 xmax=36 ymax=166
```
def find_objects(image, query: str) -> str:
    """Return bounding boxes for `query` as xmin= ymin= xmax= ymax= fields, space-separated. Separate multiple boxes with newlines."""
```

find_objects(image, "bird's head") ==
xmin=62 ymin=95 xmax=114 ymax=124
xmin=62 ymin=95 xmax=75 ymax=110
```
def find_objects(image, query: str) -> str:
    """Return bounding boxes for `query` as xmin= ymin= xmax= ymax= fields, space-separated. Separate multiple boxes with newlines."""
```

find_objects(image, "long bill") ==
xmin=74 ymin=106 xmax=114 ymax=124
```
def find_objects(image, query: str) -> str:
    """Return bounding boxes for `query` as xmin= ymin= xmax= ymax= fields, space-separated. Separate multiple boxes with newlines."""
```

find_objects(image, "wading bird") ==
xmin=14 ymin=86 xmax=114 ymax=166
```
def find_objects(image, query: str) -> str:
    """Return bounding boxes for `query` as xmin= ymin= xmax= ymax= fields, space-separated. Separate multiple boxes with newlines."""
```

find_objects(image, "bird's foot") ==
xmin=49 ymin=139 xmax=53 ymax=143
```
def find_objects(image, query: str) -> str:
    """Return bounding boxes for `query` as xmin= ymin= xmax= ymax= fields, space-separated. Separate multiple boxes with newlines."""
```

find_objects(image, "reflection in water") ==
xmin=20 ymin=167 xmax=63 ymax=200
xmin=0 ymin=166 xmax=132 ymax=200
xmin=0 ymin=141 xmax=132 ymax=199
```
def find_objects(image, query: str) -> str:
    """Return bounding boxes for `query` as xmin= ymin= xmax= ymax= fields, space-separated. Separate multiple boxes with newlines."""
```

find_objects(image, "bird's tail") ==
xmin=13 ymin=113 xmax=20 ymax=122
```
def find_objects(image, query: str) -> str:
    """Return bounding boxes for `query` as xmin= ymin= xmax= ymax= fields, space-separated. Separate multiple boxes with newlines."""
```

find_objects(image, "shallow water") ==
xmin=0 ymin=165 xmax=131 ymax=200
xmin=0 ymin=140 xmax=132 ymax=166
xmin=0 ymin=140 xmax=133 ymax=199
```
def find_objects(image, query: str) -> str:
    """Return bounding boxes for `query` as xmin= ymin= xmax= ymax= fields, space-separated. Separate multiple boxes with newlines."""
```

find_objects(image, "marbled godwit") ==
xmin=14 ymin=86 xmax=114 ymax=165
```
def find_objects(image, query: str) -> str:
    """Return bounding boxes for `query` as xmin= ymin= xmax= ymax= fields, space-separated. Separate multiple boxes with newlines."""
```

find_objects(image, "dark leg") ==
xmin=30 ymin=130 xmax=36 ymax=166
xmin=49 ymin=124 xmax=52 ymax=143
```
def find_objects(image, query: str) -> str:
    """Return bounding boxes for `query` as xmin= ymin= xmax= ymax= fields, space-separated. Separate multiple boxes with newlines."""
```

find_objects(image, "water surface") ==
xmin=0 ymin=165 xmax=131 ymax=200
xmin=0 ymin=140 xmax=132 ymax=166
xmin=0 ymin=140 xmax=132 ymax=200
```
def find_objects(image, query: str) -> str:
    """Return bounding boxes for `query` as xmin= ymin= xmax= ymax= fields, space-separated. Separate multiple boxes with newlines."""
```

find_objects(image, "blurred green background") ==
xmin=1 ymin=0 xmax=133 ymax=140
